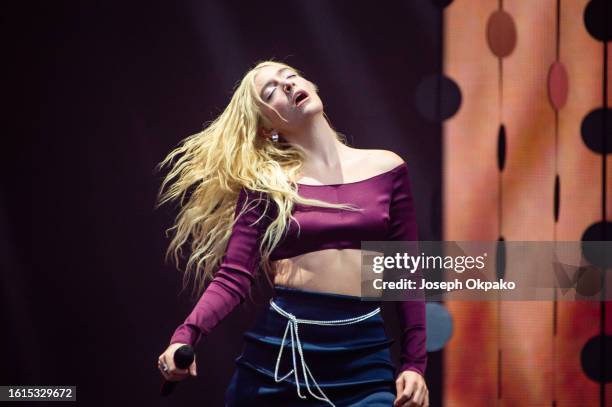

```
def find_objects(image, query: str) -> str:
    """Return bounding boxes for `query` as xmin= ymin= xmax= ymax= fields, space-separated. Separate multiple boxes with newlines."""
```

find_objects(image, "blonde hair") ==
xmin=155 ymin=60 xmax=361 ymax=300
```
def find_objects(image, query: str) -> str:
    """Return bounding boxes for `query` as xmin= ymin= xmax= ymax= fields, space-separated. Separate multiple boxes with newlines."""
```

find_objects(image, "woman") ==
xmin=156 ymin=60 xmax=429 ymax=407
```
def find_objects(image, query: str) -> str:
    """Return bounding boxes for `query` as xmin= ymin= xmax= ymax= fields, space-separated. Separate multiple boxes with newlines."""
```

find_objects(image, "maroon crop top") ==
xmin=169 ymin=162 xmax=427 ymax=376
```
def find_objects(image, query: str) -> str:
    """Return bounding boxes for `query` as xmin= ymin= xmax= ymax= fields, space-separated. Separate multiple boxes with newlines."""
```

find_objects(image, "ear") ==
xmin=261 ymin=127 xmax=275 ymax=138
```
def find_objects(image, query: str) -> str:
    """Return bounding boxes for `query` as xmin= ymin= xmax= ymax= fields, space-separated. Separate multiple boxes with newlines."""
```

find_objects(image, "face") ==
xmin=253 ymin=65 xmax=323 ymax=134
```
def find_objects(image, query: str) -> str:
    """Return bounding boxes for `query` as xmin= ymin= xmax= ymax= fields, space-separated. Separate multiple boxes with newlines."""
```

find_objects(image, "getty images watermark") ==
xmin=359 ymin=241 xmax=612 ymax=302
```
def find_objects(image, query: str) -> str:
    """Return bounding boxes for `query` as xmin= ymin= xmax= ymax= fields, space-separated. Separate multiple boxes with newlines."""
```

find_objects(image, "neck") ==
xmin=282 ymin=114 xmax=348 ymax=171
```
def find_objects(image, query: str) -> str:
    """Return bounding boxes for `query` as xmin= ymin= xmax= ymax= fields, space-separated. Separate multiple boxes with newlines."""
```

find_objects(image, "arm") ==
xmin=388 ymin=162 xmax=427 ymax=377
xmin=169 ymin=187 xmax=273 ymax=348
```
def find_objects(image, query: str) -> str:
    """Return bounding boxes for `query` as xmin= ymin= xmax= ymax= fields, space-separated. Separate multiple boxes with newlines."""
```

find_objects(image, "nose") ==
xmin=282 ymin=80 xmax=293 ymax=94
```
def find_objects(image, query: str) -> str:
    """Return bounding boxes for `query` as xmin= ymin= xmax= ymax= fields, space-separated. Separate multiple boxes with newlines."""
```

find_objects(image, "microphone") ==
xmin=160 ymin=345 xmax=195 ymax=397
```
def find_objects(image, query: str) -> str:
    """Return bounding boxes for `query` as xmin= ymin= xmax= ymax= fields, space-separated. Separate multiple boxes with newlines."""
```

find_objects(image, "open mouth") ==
xmin=294 ymin=91 xmax=309 ymax=106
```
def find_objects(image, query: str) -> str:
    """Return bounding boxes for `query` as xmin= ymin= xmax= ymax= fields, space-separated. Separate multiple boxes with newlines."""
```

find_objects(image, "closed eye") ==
xmin=265 ymin=74 xmax=298 ymax=100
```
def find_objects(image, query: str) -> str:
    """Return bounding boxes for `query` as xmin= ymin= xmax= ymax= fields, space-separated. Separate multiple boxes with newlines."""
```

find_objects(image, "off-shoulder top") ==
xmin=168 ymin=161 xmax=427 ymax=376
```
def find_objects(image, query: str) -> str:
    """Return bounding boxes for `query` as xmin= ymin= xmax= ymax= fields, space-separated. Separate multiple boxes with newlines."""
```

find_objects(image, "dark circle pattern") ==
xmin=486 ymin=10 xmax=517 ymax=58
xmin=497 ymin=124 xmax=506 ymax=171
xmin=581 ymin=335 xmax=612 ymax=383
xmin=581 ymin=221 xmax=612 ymax=268
xmin=425 ymin=302 xmax=453 ymax=352
xmin=573 ymin=265 xmax=602 ymax=297
xmin=580 ymin=108 xmax=612 ymax=155
xmin=554 ymin=174 xmax=560 ymax=222
xmin=496 ymin=236 xmax=506 ymax=280
xmin=414 ymin=74 xmax=462 ymax=122
xmin=584 ymin=0 xmax=612 ymax=42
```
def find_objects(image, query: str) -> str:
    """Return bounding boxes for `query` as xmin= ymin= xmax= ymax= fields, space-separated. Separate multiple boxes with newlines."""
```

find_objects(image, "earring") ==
xmin=271 ymin=132 xmax=279 ymax=142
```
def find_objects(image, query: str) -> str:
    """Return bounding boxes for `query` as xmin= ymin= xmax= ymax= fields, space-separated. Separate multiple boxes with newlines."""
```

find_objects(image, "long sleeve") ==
xmin=169 ymin=187 xmax=273 ymax=348
xmin=388 ymin=162 xmax=427 ymax=377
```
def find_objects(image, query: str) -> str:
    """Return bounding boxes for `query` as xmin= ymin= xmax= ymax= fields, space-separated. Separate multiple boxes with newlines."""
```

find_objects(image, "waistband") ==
xmin=268 ymin=292 xmax=382 ymax=407
xmin=272 ymin=285 xmax=381 ymax=318
xmin=273 ymin=284 xmax=365 ymax=300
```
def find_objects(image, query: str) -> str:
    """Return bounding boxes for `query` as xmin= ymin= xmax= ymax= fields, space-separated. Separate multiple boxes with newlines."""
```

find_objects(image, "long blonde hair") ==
xmin=155 ymin=60 xmax=361 ymax=300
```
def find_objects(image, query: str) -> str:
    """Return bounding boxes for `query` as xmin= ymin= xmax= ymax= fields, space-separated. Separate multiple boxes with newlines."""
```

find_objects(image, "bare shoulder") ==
xmin=342 ymin=147 xmax=406 ymax=178
xmin=363 ymin=149 xmax=405 ymax=172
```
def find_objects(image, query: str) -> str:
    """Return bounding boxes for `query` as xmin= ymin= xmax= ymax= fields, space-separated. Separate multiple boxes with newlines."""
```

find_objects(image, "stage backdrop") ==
xmin=443 ymin=0 xmax=611 ymax=406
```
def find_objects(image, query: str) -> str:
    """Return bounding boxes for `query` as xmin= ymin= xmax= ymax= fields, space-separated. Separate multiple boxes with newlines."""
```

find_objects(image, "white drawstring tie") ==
xmin=269 ymin=299 xmax=381 ymax=407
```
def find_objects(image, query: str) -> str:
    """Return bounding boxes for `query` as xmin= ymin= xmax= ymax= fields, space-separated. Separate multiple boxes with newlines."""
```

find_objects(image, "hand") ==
xmin=157 ymin=343 xmax=197 ymax=382
xmin=394 ymin=369 xmax=429 ymax=407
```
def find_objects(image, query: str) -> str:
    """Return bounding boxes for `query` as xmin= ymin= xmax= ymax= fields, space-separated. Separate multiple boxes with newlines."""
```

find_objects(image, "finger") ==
xmin=159 ymin=354 xmax=174 ymax=372
xmin=399 ymin=400 xmax=414 ymax=407
xmin=405 ymin=397 xmax=420 ymax=407
xmin=398 ymin=380 xmax=416 ymax=407
xmin=159 ymin=356 xmax=185 ymax=379
xmin=395 ymin=393 xmax=410 ymax=406
xmin=166 ymin=357 xmax=176 ymax=372
xmin=394 ymin=375 xmax=405 ymax=406
xmin=158 ymin=358 xmax=169 ymax=376
xmin=162 ymin=355 xmax=189 ymax=377
xmin=410 ymin=385 xmax=425 ymax=407
xmin=158 ymin=365 xmax=171 ymax=380
xmin=410 ymin=387 xmax=429 ymax=407
xmin=403 ymin=379 xmax=416 ymax=398
xmin=424 ymin=389 xmax=430 ymax=407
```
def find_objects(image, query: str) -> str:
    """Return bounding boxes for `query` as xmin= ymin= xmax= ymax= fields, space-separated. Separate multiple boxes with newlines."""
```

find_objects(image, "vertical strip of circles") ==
xmin=547 ymin=4 xmax=566 ymax=405
xmin=580 ymin=0 xmax=612 ymax=389
xmin=486 ymin=3 xmax=516 ymax=401
xmin=486 ymin=5 xmax=516 ymax=242
xmin=486 ymin=10 xmax=517 ymax=59
xmin=496 ymin=124 xmax=506 ymax=281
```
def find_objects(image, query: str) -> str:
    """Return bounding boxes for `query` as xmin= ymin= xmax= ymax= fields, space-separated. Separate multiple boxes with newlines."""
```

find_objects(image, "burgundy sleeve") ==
xmin=388 ymin=163 xmax=427 ymax=377
xmin=168 ymin=187 xmax=272 ymax=348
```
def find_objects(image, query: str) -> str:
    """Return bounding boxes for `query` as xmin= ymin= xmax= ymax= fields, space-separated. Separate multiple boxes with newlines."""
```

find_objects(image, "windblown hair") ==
xmin=155 ymin=60 xmax=361 ymax=300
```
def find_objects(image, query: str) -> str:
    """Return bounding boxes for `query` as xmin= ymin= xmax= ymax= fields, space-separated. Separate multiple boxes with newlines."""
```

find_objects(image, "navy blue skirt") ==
xmin=225 ymin=285 xmax=396 ymax=406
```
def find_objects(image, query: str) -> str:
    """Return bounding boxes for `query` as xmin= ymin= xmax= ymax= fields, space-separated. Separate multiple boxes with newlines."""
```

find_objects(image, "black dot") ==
xmin=581 ymin=108 xmax=612 ymax=154
xmin=581 ymin=221 xmax=612 ymax=269
xmin=497 ymin=124 xmax=506 ymax=172
xmin=581 ymin=335 xmax=612 ymax=383
xmin=496 ymin=236 xmax=505 ymax=280
xmin=575 ymin=265 xmax=603 ymax=297
xmin=426 ymin=302 xmax=453 ymax=352
xmin=414 ymin=74 xmax=462 ymax=122
xmin=584 ymin=0 xmax=612 ymax=42
xmin=554 ymin=174 xmax=560 ymax=223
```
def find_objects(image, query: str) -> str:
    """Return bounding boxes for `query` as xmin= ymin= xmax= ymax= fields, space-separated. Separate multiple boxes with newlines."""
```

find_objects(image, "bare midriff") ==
xmin=271 ymin=248 xmax=384 ymax=297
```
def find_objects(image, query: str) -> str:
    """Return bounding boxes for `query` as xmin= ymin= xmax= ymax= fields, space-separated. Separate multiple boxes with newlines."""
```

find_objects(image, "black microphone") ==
xmin=160 ymin=345 xmax=195 ymax=397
